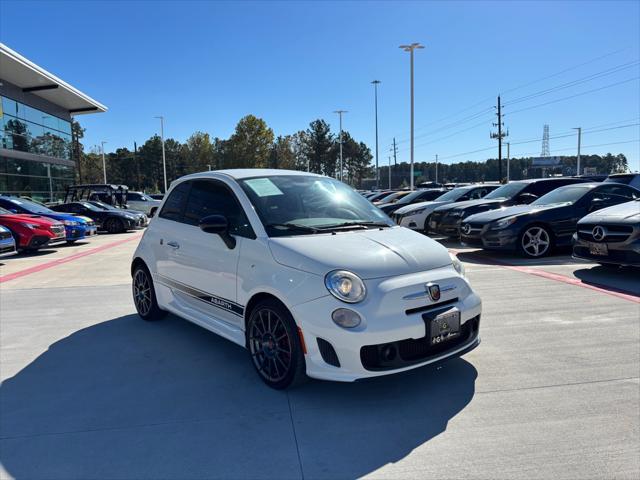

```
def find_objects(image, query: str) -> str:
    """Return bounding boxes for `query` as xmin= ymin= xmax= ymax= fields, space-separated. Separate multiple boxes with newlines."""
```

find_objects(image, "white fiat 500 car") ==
xmin=131 ymin=170 xmax=482 ymax=389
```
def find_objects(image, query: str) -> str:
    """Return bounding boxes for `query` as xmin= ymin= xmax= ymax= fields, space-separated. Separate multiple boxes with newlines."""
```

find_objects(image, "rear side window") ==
xmin=159 ymin=182 xmax=191 ymax=222
xmin=183 ymin=180 xmax=254 ymax=237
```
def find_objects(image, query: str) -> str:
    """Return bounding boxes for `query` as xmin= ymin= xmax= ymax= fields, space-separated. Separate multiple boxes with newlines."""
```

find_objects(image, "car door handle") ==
xmin=167 ymin=241 xmax=180 ymax=249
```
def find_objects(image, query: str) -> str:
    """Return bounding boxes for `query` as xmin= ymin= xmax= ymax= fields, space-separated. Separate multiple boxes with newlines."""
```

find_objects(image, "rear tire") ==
xmin=132 ymin=265 xmax=167 ymax=321
xmin=246 ymin=299 xmax=307 ymax=390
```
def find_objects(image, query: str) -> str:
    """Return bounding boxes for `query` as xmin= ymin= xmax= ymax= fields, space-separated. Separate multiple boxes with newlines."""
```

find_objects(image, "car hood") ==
xmin=579 ymin=200 xmax=640 ymax=224
xmin=438 ymin=198 xmax=507 ymax=213
xmin=395 ymin=200 xmax=450 ymax=215
xmin=268 ymin=226 xmax=453 ymax=279
xmin=38 ymin=212 xmax=87 ymax=224
xmin=463 ymin=203 xmax=566 ymax=223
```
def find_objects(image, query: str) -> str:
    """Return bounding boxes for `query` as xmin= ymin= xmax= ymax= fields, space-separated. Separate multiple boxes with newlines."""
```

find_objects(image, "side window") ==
xmin=183 ymin=180 xmax=254 ymax=238
xmin=595 ymin=185 xmax=638 ymax=202
xmin=65 ymin=204 xmax=80 ymax=213
xmin=159 ymin=182 xmax=191 ymax=222
xmin=128 ymin=193 xmax=142 ymax=201
xmin=469 ymin=188 xmax=484 ymax=199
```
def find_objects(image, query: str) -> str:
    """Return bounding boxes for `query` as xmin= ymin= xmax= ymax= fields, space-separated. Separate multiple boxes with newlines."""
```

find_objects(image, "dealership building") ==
xmin=0 ymin=43 xmax=106 ymax=202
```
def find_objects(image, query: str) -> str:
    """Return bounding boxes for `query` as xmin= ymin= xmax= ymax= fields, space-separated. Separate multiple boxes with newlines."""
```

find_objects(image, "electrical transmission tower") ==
xmin=490 ymin=95 xmax=509 ymax=181
xmin=541 ymin=124 xmax=550 ymax=157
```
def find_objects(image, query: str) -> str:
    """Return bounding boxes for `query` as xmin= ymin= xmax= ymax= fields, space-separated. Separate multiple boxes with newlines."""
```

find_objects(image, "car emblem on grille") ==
xmin=462 ymin=223 xmax=471 ymax=235
xmin=426 ymin=283 xmax=441 ymax=301
xmin=592 ymin=225 xmax=606 ymax=241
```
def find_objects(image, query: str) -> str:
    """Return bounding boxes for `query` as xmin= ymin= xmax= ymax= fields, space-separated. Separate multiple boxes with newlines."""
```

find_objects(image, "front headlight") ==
xmin=491 ymin=216 xmax=517 ymax=230
xmin=450 ymin=253 xmax=466 ymax=278
xmin=410 ymin=208 xmax=426 ymax=215
xmin=324 ymin=270 xmax=367 ymax=303
xmin=448 ymin=210 xmax=463 ymax=217
xmin=63 ymin=220 xmax=79 ymax=226
xmin=20 ymin=222 xmax=41 ymax=230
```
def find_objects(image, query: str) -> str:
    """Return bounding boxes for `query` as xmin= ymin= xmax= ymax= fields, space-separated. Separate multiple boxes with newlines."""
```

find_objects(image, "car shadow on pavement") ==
xmin=573 ymin=265 xmax=640 ymax=296
xmin=0 ymin=314 xmax=477 ymax=479
xmin=455 ymin=247 xmax=578 ymax=267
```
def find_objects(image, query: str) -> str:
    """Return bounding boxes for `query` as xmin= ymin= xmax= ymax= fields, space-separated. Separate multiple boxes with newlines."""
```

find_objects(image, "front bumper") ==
xmin=572 ymin=233 xmax=640 ymax=267
xmin=291 ymin=265 xmax=482 ymax=382
xmin=460 ymin=224 xmax=519 ymax=250
xmin=65 ymin=224 xmax=96 ymax=240
xmin=0 ymin=237 xmax=17 ymax=258
xmin=434 ymin=216 xmax=463 ymax=237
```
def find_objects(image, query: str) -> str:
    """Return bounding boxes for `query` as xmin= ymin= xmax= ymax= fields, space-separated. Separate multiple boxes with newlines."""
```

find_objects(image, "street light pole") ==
xmin=573 ymin=127 xmax=582 ymax=176
xmin=435 ymin=154 xmax=438 ymax=184
xmin=400 ymin=42 xmax=424 ymax=191
xmin=101 ymin=141 xmax=107 ymax=184
xmin=371 ymin=80 xmax=381 ymax=189
xmin=388 ymin=155 xmax=391 ymax=189
xmin=505 ymin=142 xmax=510 ymax=182
xmin=333 ymin=110 xmax=347 ymax=182
xmin=154 ymin=116 xmax=167 ymax=192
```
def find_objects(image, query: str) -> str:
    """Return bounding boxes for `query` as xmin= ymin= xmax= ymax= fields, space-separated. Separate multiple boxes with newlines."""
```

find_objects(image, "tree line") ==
xmin=73 ymin=115 xmax=373 ymax=191
xmin=72 ymin=116 xmax=630 ymax=192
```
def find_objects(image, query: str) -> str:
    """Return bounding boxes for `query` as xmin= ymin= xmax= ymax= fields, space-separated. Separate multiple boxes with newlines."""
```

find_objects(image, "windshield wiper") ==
xmin=266 ymin=223 xmax=321 ymax=234
xmin=317 ymin=221 xmax=391 ymax=231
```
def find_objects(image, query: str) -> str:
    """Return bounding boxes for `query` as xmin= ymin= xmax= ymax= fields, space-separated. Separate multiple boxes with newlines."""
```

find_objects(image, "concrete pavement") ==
xmin=0 ymin=233 xmax=638 ymax=479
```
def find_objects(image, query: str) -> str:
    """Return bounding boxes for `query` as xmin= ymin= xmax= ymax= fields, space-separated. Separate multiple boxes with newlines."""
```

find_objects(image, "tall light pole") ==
xmin=435 ymin=154 xmax=438 ymax=184
xmin=154 ymin=116 xmax=168 ymax=192
xmin=334 ymin=110 xmax=347 ymax=182
xmin=400 ymin=42 xmax=424 ymax=191
xmin=371 ymin=80 xmax=381 ymax=189
xmin=506 ymin=142 xmax=510 ymax=182
xmin=101 ymin=141 xmax=107 ymax=184
xmin=388 ymin=155 xmax=392 ymax=189
xmin=573 ymin=127 xmax=582 ymax=176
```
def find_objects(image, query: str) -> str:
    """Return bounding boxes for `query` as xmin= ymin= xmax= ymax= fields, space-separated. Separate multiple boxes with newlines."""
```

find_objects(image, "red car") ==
xmin=0 ymin=207 xmax=67 ymax=252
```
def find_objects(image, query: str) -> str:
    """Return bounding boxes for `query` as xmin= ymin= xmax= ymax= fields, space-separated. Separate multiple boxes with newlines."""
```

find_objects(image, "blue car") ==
xmin=0 ymin=196 xmax=97 ymax=244
xmin=0 ymin=225 xmax=17 ymax=258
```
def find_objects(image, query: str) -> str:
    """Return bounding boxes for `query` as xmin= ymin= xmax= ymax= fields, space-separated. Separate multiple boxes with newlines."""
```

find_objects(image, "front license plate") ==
xmin=429 ymin=309 xmax=461 ymax=345
xmin=589 ymin=242 xmax=608 ymax=256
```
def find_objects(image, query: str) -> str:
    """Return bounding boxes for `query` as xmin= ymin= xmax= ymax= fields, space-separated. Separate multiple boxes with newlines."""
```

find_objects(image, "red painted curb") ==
xmin=0 ymin=234 xmax=142 ymax=284
xmin=450 ymin=249 xmax=640 ymax=304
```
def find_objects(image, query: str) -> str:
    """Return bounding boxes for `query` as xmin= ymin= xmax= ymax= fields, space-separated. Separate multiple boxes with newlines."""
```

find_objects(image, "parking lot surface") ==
xmin=1 ymin=232 xmax=638 ymax=479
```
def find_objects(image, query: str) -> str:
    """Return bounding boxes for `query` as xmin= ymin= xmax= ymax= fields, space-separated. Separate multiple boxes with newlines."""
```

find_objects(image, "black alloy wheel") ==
xmin=247 ymin=299 xmax=306 ymax=389
xmin=132 ymin=265 xmax=166 ymax=321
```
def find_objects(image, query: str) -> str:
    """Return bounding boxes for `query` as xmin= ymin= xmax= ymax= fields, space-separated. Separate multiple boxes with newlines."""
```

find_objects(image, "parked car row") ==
xmin=378 ymin=174 xmax=640 ymax=266
xmin=0 ymin=194 xmax=151 ymax=257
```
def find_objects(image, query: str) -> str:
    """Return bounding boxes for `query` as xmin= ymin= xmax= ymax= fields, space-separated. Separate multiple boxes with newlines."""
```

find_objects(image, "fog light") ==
xmin=331 ymin=308 xmax=361 ymax=328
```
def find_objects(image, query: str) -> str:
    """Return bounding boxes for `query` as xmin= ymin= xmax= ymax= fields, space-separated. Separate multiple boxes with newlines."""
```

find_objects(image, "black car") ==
xmin=573 ymin=198 xmax=640 ymax=267
xmin=460 ymin=183 xmax=639 ymax=258
xmin=378 ymin=189 xmax=446 ymax=215
xmin=429 ymin=177 xmax=588 ymax=237
xmin=604 ymin=173 xmax=640 ymax=190
xmin=52 ymin=201 xmax=141 ymax=233
xmin=87 ymin=200 xmax=148 ymax=227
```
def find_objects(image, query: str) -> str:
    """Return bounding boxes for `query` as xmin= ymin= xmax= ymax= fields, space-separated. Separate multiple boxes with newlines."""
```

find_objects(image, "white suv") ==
xmin=131 ymin=170 xmax=482 ymax=389
xmin=126 ymin=191 xmax=162 ymax=217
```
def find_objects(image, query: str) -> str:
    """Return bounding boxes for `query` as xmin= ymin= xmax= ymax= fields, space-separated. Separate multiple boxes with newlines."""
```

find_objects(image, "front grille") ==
xmin=405 ymin=298 xmax=458 ymax=316
xmin=578 ymin=223 xmax=634 ymax=243
xmin=360 ymin=315 xmax=480 ymax=371
xmin=317 ymin=338 xmax=340 ymax=367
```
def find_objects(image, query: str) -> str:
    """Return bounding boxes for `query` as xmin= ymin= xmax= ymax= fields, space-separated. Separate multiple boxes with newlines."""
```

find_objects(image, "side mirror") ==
xmin=517 ymin=193 xmax=538 ymax=204
xmin=199 ymin=214 xmax=236 ymax=249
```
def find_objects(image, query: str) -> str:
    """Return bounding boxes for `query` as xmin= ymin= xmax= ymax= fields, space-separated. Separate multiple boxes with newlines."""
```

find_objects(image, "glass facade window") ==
xmin=0 ymin=156 xmax=75 ymax=203
xmin=0 ymin=95 xmax=72 ymax=161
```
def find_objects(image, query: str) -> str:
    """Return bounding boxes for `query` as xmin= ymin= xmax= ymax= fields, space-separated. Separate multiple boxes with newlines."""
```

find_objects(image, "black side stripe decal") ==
xmin=155 ymin=274 xmax=244 ymax=317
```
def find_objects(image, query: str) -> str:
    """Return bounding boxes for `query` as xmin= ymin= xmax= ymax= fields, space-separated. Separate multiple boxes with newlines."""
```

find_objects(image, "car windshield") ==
xmin=377 ymin=192 xmax=404 ymax=203
xmin=4 ymin=198 xmax=54 ymax=214
xmin=484 ymin=182 xmax=527 ymax=200
xmin=436 ymin=187 xmax=474 ymax=202
xmin=239 ymin=175 xmax=393 ymax=236
xmin=80 ymin=202 xmax=102 ymax=212
xmin=531 ymin=186 xmax=590 ymax=205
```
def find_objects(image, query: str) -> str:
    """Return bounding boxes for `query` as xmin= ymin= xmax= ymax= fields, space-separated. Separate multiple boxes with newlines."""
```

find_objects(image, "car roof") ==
xmin=179 ymin=169 xmax=323 ymax=182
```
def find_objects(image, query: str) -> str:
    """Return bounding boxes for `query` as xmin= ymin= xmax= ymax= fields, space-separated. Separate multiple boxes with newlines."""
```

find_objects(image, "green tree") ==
xmin=303 ymin=119 xmax=335 ymax=175
xmin=226 ymin=115 xmax=274 ymax=168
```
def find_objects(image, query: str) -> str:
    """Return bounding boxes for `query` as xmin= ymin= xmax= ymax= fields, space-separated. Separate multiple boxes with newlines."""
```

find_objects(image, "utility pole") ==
xmin=134 ymin=141 xmax=141 ymax=190
xmin=506 ymin=142 xmax=510 ymax=182
xmin=400 ymin=42 xmax=424 ymax=191
xmin=101 ymin=141 xmax=107 ymax=184
xmin=490 ymin=95 xmax=508 ymax=182
xmin=573 ymin=127 xmax=582 ymax=176
xmin=154 ymin=116 xmax=167 ymax=193
xmin=435 ymin=154 xmax=438 ymax=184
xmin=372 ymin=80 xmax=381 ymax=189
xmin=388 ymin=155 xmax=392 ymax=189
xmin=333 ymin=110 xmax=347 ymax=182
xmin=392 ymin=137 xmax=398 ymax=166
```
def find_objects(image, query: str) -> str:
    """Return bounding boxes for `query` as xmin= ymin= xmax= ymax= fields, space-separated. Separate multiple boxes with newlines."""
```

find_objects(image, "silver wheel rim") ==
xmin=248 ymin=308 xmax=292 ymax=383
xmin=521 ymin=227 xmax=550 ymax=257
xmin=133 ymin=270 xmax=152 ymax=316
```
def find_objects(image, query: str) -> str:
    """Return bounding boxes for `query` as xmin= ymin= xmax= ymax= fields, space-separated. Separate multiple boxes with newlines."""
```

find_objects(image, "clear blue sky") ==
xmin=1 ymin=0 xmax=639 ymax=171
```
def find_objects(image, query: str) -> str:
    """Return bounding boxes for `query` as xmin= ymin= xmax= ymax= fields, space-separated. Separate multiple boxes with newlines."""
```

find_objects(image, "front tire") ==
xmin=518 ymin=225 xmax=553 ymax=258
xmin=106 ymin=218 xmax=125 ymax=234
xmin=246 ymin=299 xmax=307 ymax=390
xmin=132 ymin=265 xmax=167 ymax=321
